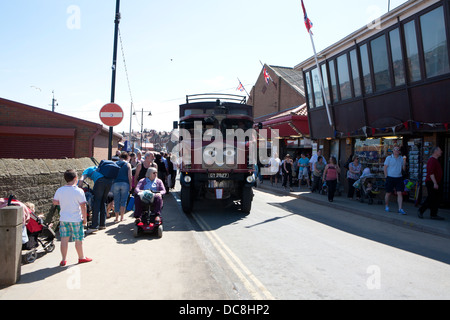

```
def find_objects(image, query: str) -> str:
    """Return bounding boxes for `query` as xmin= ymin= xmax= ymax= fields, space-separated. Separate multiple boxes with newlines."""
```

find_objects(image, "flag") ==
xmin=236 ymin=81 xmax=245 ymax=92
xmin=301 ymin=0 xmax=313 ymax=34
xmin=263 ymin=67 xmax=272 ymax=84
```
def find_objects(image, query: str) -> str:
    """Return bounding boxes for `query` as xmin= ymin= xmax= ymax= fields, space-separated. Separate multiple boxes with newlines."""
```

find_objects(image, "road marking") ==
xmin=192 ymin=212 xmax=275 ymax=300
xmin=173 ymin=190 xmax=275 ymax=300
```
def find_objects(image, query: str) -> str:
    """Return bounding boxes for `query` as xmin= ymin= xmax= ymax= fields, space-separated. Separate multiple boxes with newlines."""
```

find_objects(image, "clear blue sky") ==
xmin=0 ymin=0 xmax=408 ymax=135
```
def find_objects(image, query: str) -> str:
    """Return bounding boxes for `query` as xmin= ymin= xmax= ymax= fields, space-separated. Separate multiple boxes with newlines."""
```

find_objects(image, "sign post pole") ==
xmin=108 ymin=0 xmax=121 ymax=160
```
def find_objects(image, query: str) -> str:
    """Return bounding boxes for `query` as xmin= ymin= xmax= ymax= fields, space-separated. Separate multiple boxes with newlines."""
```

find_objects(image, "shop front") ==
xmin=257 ymin=104 xmax=311 ymax=159
xmin=353 ymin=134 xmax=442 ymax=206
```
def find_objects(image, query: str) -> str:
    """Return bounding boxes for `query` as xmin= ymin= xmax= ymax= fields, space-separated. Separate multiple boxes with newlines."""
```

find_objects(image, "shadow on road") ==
xmin=267 ymin=197 xmax=450 ymax=265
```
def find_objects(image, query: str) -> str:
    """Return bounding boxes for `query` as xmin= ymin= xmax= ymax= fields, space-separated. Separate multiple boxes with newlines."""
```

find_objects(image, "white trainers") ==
xmin=85 ymin=228 xmax=98 ymax=234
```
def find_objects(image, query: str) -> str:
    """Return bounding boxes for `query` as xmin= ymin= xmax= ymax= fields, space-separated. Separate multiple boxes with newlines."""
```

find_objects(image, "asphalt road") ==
xmin=183 ymin=188 xmax=450 ymax=300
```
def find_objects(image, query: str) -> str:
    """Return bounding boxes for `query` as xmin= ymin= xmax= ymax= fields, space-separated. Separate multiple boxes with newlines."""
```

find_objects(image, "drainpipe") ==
xmin=89 ymin=125 xmax=103 ymax=158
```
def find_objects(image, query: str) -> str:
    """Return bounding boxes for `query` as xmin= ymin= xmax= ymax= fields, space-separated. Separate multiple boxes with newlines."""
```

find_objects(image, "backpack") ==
xmin=96 ymin=160 xmax=121 ymax=179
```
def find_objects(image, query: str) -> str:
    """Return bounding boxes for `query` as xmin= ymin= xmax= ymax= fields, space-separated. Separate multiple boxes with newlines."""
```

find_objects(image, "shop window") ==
xmin=305 ymin=71 xmax=315 ymax=108
xmin=389 ymin=28 xmax=406 ymax=86
xmin=420 ymin=6 xmax=450 ymax=79
xmin=311 ymin=67 xmax=324 ymax=107
xmin=337 ymin=53 xmax=352 ymax=100
xmin=354 ymin=137 xmax=403 ymax=177
xmin=328 ymin=60 xmax=339 ymax=103
xmin=349 ymin=49 xmax=362 ymax=97
xmin=321 ymin=64 xmax=331 ymax=105
xmin=360 ymin=44 xmax=373 ymax=94
xmin=404 ymin=20 xmax=421 ymax=82
xmin=371 ymin=35 xmax=392 ymax=92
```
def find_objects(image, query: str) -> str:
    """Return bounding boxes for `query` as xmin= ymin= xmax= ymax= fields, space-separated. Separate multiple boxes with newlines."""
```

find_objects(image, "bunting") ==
xmin=333 ymin=120 xmax=450 ymax=138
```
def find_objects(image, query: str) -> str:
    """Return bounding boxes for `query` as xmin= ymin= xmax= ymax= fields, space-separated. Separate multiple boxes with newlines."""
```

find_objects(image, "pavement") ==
xmin=0 ymin=192 xmax=234 ymax=300
xmin=256 ymin=180 xmax=450 ymax=240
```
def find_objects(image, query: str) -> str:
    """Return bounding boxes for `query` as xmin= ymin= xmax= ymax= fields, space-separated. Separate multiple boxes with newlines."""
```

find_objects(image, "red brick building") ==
xmin=0 ymin=97 xmax=122 ymax=160
xmin=248 ymin=65 xmax=306 ymax=118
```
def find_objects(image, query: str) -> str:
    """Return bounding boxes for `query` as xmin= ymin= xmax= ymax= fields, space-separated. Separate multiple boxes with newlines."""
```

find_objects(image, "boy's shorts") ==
xmin=59 ymin=221 xmax=84 ymax=241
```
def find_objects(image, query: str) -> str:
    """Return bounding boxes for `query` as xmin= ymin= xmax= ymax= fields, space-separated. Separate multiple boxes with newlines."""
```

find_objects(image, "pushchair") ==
xmin=0 ymin=195 xmax=56 ymax=264
xmin=22 ymin=209 xmax=56 ymax=264
xmin=356 ymin=172 xmax=384 ymax=205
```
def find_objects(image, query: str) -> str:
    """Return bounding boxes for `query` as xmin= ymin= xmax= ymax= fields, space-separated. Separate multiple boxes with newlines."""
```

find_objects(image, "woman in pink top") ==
xmin=323 ymin=156 xmax=341 ymax=202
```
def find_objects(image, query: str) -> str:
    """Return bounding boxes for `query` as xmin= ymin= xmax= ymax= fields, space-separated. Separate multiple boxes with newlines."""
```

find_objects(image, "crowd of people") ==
xmin=262 ymin=146 xmax=445 ymax=219
xmin=53 ymin=150 xmax=175 ymax=266
xmin=261 ymin=150 xmax=342 ymax=202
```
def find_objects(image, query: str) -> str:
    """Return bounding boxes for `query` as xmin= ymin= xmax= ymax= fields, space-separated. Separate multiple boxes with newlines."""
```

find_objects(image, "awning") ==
xmin=260 ymin=115 xmax=309 ymax=138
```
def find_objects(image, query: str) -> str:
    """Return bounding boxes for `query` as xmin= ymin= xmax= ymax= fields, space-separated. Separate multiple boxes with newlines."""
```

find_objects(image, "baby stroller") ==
xmin=356 ymin=170 xmax=383 ymax=205
xmin=22 ymin=210 xmax=56 ymax=264
xmin=0 ymin=195 xmax=56 ymax=264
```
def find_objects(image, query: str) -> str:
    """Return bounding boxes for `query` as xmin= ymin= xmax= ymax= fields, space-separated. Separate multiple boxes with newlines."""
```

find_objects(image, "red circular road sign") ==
xmin=99 ymin=103 xmax=124 ymax=127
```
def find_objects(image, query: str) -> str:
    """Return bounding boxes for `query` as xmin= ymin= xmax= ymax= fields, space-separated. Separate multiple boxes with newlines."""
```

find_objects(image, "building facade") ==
xmin=297 ymin=0 xmax=450 ymax=203
xmin=249 ymin=65 xmax=310 ymax=157
xmin=0 ymin=97 xmax=122 ymax=160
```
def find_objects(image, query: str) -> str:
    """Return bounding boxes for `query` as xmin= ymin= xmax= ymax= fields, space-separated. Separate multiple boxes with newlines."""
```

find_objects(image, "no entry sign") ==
xmin=99 ymin=103 xmax=123 ymax=127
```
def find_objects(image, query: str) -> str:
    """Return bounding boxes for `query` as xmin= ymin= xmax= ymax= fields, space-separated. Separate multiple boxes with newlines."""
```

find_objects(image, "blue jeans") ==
xmin=112 ymin=182 xmax=130 ymax=212
xmin=91 ymin=177 xmax=113 ymax=229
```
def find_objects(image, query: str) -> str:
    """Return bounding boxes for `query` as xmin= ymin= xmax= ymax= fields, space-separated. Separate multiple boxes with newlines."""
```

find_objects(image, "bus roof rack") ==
xmin=186 ymin=93 xmax=247 ymax=104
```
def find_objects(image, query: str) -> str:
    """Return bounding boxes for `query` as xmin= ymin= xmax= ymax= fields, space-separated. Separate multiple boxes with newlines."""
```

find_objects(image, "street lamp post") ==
xmin=133 ymin=108 xmax=152 ymax=150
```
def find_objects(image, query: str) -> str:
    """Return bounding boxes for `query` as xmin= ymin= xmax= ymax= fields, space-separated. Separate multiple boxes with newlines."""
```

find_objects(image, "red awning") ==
xmin=261 ymin=115 xmax=309 ymax=138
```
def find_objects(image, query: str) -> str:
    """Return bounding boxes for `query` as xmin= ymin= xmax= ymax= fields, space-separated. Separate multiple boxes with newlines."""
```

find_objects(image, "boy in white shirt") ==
xmin=53 ymin=169 xmax=92 ymax=266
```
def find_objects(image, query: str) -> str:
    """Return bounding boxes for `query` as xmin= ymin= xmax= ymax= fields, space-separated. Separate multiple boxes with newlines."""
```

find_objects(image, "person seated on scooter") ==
xmin=133 ymin=167 xmax=166 ymax=222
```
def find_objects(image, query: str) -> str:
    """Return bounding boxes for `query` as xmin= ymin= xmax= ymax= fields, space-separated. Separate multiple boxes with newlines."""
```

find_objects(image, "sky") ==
xmin=0 ymin=0 xmax=409 ymax=137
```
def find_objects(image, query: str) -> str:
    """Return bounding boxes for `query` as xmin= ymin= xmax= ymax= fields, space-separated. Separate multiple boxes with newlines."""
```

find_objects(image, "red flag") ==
xmin=236 ymin=81 xmax=245 ymax=92
xmin=263 ymin=67 xmax=272 ymax=84
xmin=301 ymin=0 xmax=313 ymax=34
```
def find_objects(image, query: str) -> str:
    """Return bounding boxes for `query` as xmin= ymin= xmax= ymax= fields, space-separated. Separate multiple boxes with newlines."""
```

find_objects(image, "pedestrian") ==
xmin=311 ymin=156 xmax=325 ymax=193
xmin=384 ymin=146 xmax=407 ymax=214
xmin=78 ymin=164 xmax=113 ymax=233
xmin=347 ymin=155 xmax=362 ymax=200
xmin=418 ymin=147 xmax=445 ymax=220
xmin=112 ymin=151 xmax=133 ymax=222
xmin=155 ymin=153 xmax=168 ymax=191
xmin=297 ymin=153 xmax=311 ymax=189
xmin=167 ymin=152 xmax=176 ymax=190
xmin=134 ymin=167 xmax=166 ymax=221
xmin=129 ymin=152 xmax=140 ymax=169
xmin=269 ymin=153 xmax=281 ymax=186
xmin=282 ymin=154 xmax=294 ymax=191
xmin=134 ymin=151 xmax=158 ymax=187
xmin=53 ymin=169 xmax=92 ymax=266
xmin=309 ymin=149 xmax=327 ymax=174
xmin=323 ymin=156 xmax=340 ymax=202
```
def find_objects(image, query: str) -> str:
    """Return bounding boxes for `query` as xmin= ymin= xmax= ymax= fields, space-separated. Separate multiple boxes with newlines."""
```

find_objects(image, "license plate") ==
xmin=208 ymin=173 xmax=229 ymax=179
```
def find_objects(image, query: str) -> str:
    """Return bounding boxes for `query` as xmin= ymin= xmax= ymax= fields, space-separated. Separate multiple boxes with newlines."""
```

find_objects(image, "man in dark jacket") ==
xmin=418 ymin=146 xmax=444 ymax=220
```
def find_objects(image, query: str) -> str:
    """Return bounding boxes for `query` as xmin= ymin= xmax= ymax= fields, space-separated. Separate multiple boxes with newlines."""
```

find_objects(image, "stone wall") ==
xmin=0 ymin=158 xmax=96 ymax=218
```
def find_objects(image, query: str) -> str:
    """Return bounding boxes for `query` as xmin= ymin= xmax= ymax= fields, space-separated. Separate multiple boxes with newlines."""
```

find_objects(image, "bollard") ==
xmin=0 ymin=206 xmax=23 ymax=287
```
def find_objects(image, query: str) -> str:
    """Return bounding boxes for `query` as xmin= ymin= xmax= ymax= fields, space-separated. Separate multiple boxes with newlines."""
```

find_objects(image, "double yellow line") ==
xmin=191 ymin=212 xmax=275 ymax=300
